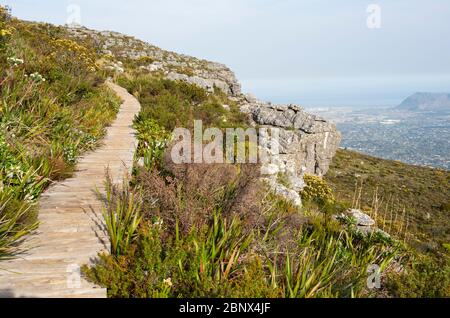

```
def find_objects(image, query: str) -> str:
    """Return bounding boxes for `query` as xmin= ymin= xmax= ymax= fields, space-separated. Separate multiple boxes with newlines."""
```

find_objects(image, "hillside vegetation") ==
xmin=327 ymin=149 xmax=450 ymax=252
xmin=0 ymin=7 xmax=120 ymax=260
xmin=83 ymin=73 xmax=406 ymax=298
xmin=327 ymin=150 xmax=450 ymax=297
xmin=1 ymin=8 xmax=449 ymax=298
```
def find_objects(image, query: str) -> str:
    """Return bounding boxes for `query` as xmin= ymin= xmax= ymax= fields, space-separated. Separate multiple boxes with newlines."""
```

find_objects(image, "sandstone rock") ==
xmin=251 ymin=102 xmax=341 ymax=178
xmin=237 ymin=97 xmax=340 ymax=207
xmin=335 ymin=210 xmax=391 ymax=238
xmin=263 ymin=178 xmax=302 ymax=207
xmin=140 ymin=62 xmax=164 ymax=72
xmin=167 ymin=72 xmax=238 ymax=96
xmin=345 ymin=209 xmax=376 ymax=226
xmin=67 ymin=27 xmax=242 ymax=97
xmin=356 ymin=226 xmax=391 ymax=239
xmin=261 ymin=163 xmax=280 ymax=176
xmin=245 ymin=93 xmax=258 ymax=104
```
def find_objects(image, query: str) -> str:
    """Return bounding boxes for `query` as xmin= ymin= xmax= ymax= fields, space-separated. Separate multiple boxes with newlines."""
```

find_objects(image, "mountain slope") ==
xmin=326 ymin=149 xmax=450 ymax=251
xmin=397 ymin=92 xmax=450 ymax=112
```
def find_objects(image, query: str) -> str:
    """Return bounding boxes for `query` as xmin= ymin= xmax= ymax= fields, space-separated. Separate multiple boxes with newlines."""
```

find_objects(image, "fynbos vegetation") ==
xmin=1 ymin=6 xmax=448 ymax=298
xmin=84 ymin=74 xmax=448 ymax=298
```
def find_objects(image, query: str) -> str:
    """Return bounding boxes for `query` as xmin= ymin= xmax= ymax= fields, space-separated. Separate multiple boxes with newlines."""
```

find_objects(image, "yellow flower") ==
xmin=0 ymin=25 xmax=15 ymax=37
xmin=163 ymin=278 xmax=173 ymax=287
xmin=0 ymin=28 xmax=12 ymax=37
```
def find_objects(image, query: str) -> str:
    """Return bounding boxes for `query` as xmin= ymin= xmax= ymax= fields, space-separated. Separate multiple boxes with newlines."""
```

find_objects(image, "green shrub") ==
xmin=386 ymin=256 xmax=450 ymax=298
xmin=118 ymin=74 xmax=246 ymax=131
xmin=443 ymin=243 xmax=450 ymax=253
xmin=0 ymin=6 xmax=13 ymax=54
xmin=85 ymin=162 xmax=400 ymax=298
xmin=133 ymin=117 xmax=170 ymax=170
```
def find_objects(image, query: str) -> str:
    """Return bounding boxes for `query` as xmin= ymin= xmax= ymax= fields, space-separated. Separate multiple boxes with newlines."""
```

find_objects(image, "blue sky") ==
xmin=2 ymin=0 xmax=450 ymax=107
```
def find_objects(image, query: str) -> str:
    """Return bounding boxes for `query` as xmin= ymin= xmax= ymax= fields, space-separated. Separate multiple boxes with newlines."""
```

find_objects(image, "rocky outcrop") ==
xmin=166 ymin=71 xmax=240 ymax=96
xmin=239 ymin=99 xmax=341 ymax=205
xmin=247 ymin=102 xmax=341 ymax=176
xmin=337 ymin=209 xmax=391 ymax=238
xmin=66 ymin=26 xmax=341 ymax=206
xmin=66 ymin=27 xmax=241 ymax=96
xmin=346 ymin=209 xmax=376 ymax=227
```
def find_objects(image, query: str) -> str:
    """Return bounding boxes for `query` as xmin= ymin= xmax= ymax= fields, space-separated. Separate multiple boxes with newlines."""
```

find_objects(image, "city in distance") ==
xmin=308 ymin=92 xmax=450 ymax=170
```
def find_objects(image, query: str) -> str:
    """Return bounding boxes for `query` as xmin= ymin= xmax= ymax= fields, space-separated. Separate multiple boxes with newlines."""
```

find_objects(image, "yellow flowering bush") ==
xmin=301 ymin=174 xmax=335 ymax=205
xmin=0 ymin=26 xmax=14 ymax=37
xmin=0 ymin=6 xmax=14 ymax=52
xmin=51 ymin=38 xmax=97 ymax=72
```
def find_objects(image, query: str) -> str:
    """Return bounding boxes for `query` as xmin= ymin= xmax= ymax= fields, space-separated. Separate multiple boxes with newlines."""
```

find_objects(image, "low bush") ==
xmin=118 ymin=74 xmax=246 ymax=131
xmin=85 ymin=174 xmax=400 ymax=298
xmin=385 ymin=255 xmax=450 ymax=298
xmin=101 ymin=173 xmax=143 ymax=257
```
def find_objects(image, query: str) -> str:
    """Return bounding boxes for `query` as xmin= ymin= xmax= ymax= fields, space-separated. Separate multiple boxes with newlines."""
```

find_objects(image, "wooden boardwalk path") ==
xmin=0 ymin=82 xmax=140 ymax=298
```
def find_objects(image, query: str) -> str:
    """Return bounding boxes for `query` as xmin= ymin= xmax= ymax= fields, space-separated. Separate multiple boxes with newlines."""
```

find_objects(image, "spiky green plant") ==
xmin=192 ymin=210 xmax=253 ymax=283
xmin=0 ymin=194 xmax=38 ymax=261
xmin=101 ymin=175 xmax=143 ymax=256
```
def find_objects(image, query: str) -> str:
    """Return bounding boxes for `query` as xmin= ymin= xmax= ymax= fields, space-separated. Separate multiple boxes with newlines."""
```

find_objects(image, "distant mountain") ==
xmin=397 ymin=92 xmax=450 ymax=111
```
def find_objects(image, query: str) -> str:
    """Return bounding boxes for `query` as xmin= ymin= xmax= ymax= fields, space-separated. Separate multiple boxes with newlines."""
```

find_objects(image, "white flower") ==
xmin=24 ymin=194 xmax=35 ymax=202
xmin=153 ymin=218 xmax=164 ymax=227
xmin=7 ymin=57 xmax=24 ymax=67
xmin=29 ymin=72 xmax=46 ymax=83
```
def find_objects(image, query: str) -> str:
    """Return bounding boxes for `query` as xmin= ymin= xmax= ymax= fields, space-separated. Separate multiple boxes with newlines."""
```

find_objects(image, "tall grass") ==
xmin=192 ymin=211 xmax=253 ymax=283
xmin=0 ymin=193 xmax=38 ymax=261
xmin=265 ymin=219 xmax=399 ymax=298
xmin=351 ymin=180 xmax=410 ymax=242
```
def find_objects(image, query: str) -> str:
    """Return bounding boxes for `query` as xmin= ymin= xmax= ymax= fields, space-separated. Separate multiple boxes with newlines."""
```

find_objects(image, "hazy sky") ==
xmin=2 ymin=0 xmax=450 ymax=107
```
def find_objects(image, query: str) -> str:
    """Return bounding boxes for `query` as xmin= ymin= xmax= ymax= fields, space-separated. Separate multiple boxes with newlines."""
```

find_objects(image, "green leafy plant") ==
xmin=190 ymin=211 xmax=253 ymax=284
xmin=386 ymin=256 xmax=450 ymax=298
xmin=134 ymin=117 xmax=170 ymax=170
xmin=101 ymin=174 xmax=143 ymax=256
